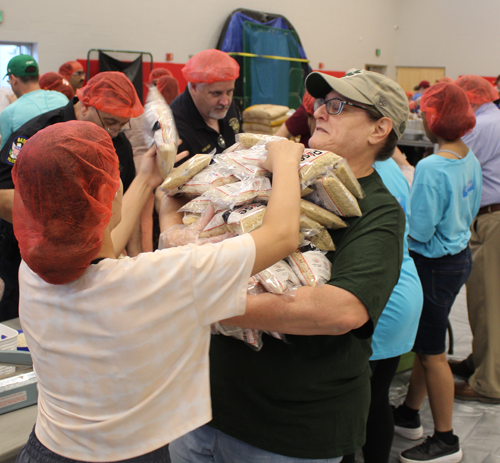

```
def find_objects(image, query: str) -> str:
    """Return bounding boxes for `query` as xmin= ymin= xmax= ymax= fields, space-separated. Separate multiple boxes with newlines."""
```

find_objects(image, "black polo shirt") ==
xmin=169 ymin=87 xmax=241 ymax=164
xmin=0 ymin=97 xmax=136 ymax=192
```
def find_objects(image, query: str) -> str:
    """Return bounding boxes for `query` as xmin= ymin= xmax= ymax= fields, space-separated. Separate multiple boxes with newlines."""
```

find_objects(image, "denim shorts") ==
xmin=410 ymin=246 xmax=472 ymax=355
xmin=16 ymin=428 xmax=171 ymax=463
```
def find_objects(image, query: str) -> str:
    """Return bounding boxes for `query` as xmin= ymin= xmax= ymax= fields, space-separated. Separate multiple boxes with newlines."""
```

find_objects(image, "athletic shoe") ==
xmin=399 ymin=435 xmax=463 ymax=463
xmin=393 ymin=405 xmax=424 ymax=440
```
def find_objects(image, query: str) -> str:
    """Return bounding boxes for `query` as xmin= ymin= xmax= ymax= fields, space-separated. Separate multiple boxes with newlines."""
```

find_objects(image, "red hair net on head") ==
xmin=454 ymin=75 xmax=498 ymax=105
xmin=157 ymin=75 xmax=180 ymax=104
xmin=58 ymin=61 xmax=84 ymax=80
xmin=12 ymin=121 xmax=120 ymax=285
xmin=149 ymin=68 xmax=172 ymax=83
xmin=77 ymin=72 xmax=144 ymax=118
xmin=420 ymin=83 xmax=476 ymax=141
xmin=182 ymin=49 xmax=239 ymax=84
xmin=39 ymin=72 xmax=74 ymax=100
xmin=438 ymin=76 xmax=453 ymax=84
xmin=302 ymin=91 xmax=315 ymax=116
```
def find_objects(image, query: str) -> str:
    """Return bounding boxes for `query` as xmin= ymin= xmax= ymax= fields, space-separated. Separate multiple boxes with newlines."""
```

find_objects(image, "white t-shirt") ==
xmin=19 ymin=234 xmax=255 ymax=461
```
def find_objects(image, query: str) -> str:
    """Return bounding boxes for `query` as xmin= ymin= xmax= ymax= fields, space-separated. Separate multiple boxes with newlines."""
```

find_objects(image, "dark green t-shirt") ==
xmin=209 ymin=170 xmax=405 ymax=459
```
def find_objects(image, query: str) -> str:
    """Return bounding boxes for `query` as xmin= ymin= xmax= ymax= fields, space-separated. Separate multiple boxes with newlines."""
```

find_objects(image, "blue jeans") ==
xmin=410 ymin=246 xmax=472 ymax=355
xmin=169 ymin=425 xmax=342 ymax=463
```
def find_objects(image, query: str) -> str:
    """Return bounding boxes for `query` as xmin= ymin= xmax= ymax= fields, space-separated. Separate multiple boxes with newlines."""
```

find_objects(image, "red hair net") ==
xmin=149 ymin=68 xmax=172 ymax=83
xmin=77 ymin=72 xmax=144 ymax=118
xmin=438 ymin=76 xmax=453 ymax=84
xmin=39 ymin=72 xmax=74 ymax=100
xmin=420 ymin=83 xmax=476 ymax=141
xmin=182 ymin=49 xmax=239 ymax=84
xmin=58 ymin=61 xmax=84 ymax=81
xmin=157 ymin=75 xmax=180 ymax=104
xmin=454 ymin=75 xmax=498 ymax=105
xmin=302 ymin=91 xmax=315 ymax=115
xmin=12 ymin=121 xmax=120 ymax=285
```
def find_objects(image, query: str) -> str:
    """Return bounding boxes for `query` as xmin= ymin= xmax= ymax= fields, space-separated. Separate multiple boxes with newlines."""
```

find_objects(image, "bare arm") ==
xmin=221 ymin=284 xmax=370 ymax=336
xmin=0 ymin=189 xmax=14 ymax=223
xmin=249 ymin=139 xmax=302 ymax=275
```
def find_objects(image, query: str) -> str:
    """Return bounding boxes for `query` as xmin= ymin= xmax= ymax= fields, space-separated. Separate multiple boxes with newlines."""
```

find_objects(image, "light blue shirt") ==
xmin=462 ymin=102 xmax=500 ymax=207
xmin=0 ymin=89 xmax=68 ymax=148
xmin=409 ymin=150 xmax=482 ymax=258
xmin=371 ymin=158 xmax=423 ymax=360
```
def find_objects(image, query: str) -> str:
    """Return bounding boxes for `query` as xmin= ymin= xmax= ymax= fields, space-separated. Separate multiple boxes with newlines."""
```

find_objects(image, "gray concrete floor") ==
xmin=388 ymin=286 xmax=500 ymax=463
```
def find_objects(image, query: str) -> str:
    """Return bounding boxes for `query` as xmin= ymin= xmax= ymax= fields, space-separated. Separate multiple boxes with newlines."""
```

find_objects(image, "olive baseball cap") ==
xmin=5 ymin=54 xmax=39 ymax=78
xmin=306 ymin=69 xmax=409 ymax=139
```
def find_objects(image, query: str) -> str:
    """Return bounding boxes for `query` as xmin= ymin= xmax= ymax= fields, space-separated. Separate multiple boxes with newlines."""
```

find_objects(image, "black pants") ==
xmin=17 ymin=429 xmax=171 ymax=463
xmin=0 ymin=222 xmax=21 ymax=322
xmin=341 ymin=356 xmax=401 ymax=463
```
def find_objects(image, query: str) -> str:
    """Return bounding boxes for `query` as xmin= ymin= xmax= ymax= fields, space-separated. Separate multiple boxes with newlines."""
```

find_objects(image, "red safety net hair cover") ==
xmin=438 ymin=76 xmax=453 ymax=84
xmin=149 ymin=68 xmax=172 ymax=83
xmin=12 ymin=121 xmax=120 ymax=285
xmin=157 ymin=75 xmax=180 ymax=104
xmin=39 ymin=72 xmax=74 ymax=100
xmin=454 ymin=75 xmax=498 ymax=105
xmin=420 ymin=83 xmax=476 ymax=141
xmin=77 ymin=71 xmax=143 ymax=118
xmin=58 ymin=61 xmax=84 ymax=81
xmin=302 ymin=91 xmax=315 ymax=115
xmin=182 ymin=49 xmax=239 ymax=84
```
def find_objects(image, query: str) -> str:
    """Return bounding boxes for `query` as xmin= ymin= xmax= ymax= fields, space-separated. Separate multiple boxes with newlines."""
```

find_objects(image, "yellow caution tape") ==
xmin=228 ymin=52 xmax=309 ymax=64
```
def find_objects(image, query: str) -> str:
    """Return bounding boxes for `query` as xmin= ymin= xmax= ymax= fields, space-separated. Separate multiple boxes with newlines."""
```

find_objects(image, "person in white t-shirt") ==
xmin=12 ymin=120 xmax=302 ymax=463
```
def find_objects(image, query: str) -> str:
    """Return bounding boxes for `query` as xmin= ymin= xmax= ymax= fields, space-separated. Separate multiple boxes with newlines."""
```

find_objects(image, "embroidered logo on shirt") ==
xmin=201 ymin=144 xmax=213 ymax=153
xmin=6 ymin=136 xmax=27 ymax=165
xmin=462 ymin=181 xmax=475 ymax=198
xmin=229 ymin=117 xmax=240 ymax=134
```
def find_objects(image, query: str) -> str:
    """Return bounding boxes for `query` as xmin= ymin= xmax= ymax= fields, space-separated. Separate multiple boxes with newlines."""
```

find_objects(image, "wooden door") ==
xmin=397 ymin=67 xmax=446 ymax=92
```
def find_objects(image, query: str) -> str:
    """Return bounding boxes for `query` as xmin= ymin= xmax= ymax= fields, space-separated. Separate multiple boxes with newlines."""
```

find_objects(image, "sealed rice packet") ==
xmin=298 ymin=149 xmax=341 ymax=186
xmin=179 ymin=164 xmax=238 ymax=195
xmin=226 ymin=204 xmax=266 ymax=234
xmin=255 ymin=260 xmax=301 ymax=295
xmin=310 ymin=173 xmax=362 ymax=217
xmin=236 ymin=133 xmax=285 ymax=149
xmin=216 ymin=152 xmax=271 ymax=180
xmin=199 ymin=211 xmax=230 ymax=239
xmin=211 ymin=323 xmax=264 ymax=351
xmin=333 ymin=158 xmax=364 ymax=199
xmin=208 ymin=177 xmax=271 ymax=209
xmin=287 ymin=250 xmax=332 ymax=287
xmin=178 ymin=195 xmax=212 ymax=214
xmin=299 ymin=215 xmax=336 ymax=251
xmin=143 ymin=86 xmax=178 ymax=178
xmin=160 ymin=153 xmax=212 ymax=191
xmin=300 ymin=199 xmax=347 ymax=229
xmin=182 ymin=213 xmax=200 ymax=226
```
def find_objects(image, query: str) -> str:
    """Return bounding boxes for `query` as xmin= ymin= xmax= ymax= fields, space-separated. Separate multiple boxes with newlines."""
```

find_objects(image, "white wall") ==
xmin=0 ymin=0 xmax=398 ymax=76
xmin=0 ymin=0 xmax=497 ymax=81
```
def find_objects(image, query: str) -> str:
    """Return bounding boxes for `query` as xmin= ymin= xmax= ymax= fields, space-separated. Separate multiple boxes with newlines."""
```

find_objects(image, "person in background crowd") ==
xmin=169 ymin=69 xmax=407 ymax=463
xmin=157 ymin=75 xmax=180 ymax=105
xmin=275 ymin=91 xmax=316 ymax=147
xmin=58 ymin=60 xmax=86 ymax=92
xmin=0 ymin=71 xmax=142 ymax=322
xmin=39 ymin=72 xmax=74 ymax=100
xmin=393 ymin=82 xmax=481 ymax=463
xmin=170 ymin=49 xmax=241 ymax=161
xmin=13 ymin=119 xmax=302 ymax=463
xmin=451 ymin=75 xmax=500 ymax=404
xmin=149 ymin=67 xmax=173 ymax=86
xmin=410 ymin=80 xmax=430 ymax=114
xmin=0 ymin=54 xmax=68 ymax=148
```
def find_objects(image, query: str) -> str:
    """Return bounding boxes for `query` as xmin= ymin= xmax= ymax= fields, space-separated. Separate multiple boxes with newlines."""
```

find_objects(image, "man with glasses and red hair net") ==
xmin=58 ymin=60 xmax=86 ymax=92
xmin=0 ymin=71 xmax=142 ymax=322
xmin=170 ymin=49 xmax=241 ymax=162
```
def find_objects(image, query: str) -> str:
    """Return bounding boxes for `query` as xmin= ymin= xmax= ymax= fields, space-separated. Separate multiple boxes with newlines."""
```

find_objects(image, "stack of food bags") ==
xmin=160 ymin=133 xmax=365 ymax=350
xmin=242 ymin=104 xmax=292 ymax=135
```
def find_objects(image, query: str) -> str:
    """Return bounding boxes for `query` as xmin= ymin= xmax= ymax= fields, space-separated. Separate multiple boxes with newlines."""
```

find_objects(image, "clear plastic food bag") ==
xmin=287 ymin=250 xmax=332 ymax=287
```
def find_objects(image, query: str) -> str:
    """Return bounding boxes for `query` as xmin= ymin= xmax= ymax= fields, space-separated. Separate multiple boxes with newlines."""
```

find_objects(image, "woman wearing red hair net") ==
xmin=393 ymin=83 xmax=482 ymax=463
xmin=12 ymin=120 xmax=302 ymax=463
xmin=39 ymin=72 xmax=74 ymax=100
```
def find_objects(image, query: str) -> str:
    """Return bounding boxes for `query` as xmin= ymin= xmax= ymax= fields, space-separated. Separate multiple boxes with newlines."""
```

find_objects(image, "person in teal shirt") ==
xmin=394 ymin=82 xmax=481 ymax=463
xmin=1 ymin=54 xmax=68 ymax=148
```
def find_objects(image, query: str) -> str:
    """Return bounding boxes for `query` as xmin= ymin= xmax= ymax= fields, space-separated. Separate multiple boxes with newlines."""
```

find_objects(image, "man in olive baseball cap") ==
xmin=306 ymin=69 xmax=409 ymax=139
xmin=5 ymin=54 xmax=39 ymax=79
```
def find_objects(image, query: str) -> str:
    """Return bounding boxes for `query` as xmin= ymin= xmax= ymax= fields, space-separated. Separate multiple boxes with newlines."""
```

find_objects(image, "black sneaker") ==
xmin=399 ymin=435 xmax=463 ymax=463
xmin=392 ymin=405 xmax=424 ymax=440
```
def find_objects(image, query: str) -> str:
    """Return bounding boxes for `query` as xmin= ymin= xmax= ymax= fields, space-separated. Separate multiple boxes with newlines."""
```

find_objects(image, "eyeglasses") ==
xmin=314 ymin=97 xmax=371 ymax=116
xmin=73 ymin=70 xmax=85 ymax=77
xmin=95 ymin=109 xmax=131 ymax=134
